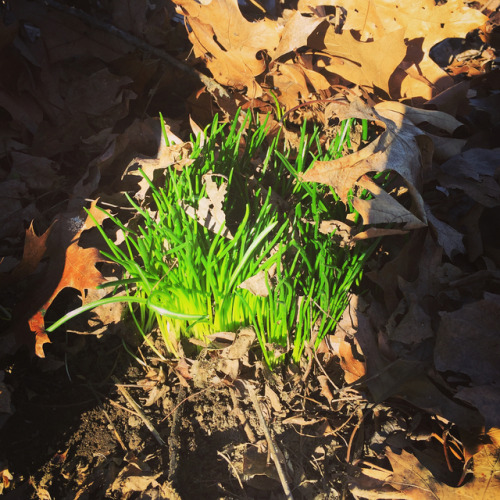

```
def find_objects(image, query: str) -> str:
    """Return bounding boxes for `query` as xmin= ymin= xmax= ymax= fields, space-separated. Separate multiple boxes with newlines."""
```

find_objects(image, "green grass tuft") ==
xmin=49 ymin=111 xmax=375 ymax=368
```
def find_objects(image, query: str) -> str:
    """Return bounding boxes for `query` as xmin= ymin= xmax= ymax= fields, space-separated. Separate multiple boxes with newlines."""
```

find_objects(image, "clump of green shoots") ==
xmin=49 ymin=111 xmax=374 ymax=368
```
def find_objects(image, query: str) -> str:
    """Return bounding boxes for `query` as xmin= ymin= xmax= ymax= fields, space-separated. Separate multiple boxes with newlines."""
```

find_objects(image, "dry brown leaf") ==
xmin=350 ymin=444 xmax=500 ymax=499
xmin=7 ymin=202 xmax=107 ymax=356
xmin=302 ymin=99 xmax=433 ymax=226
xmin=173 ymin=0 xmax=279 ymax=97
xmin=322 ymin=27 xmax=407 ymax=97
xmin=353 ymin=175 xmax=424 ymax=229
xmin=435 ymin=293 xmax=500 ymax=387
xmin=239 ymin=270 xmax=269 ymax=297
xmin=438 ymin=148 xmax=500 ymax=208
xmin=456 ymin=385 xmax=500 ymax=434
xmin=333 ymin=0 xmax=487 ymax=99
xmin=10 ymin=153 xmax=61 ymax=192
xmin=272 ymin=10 xmax=324 ymax=60
xmin=271 ymin=63 xmax=315 ymax=111
xmin=387 ymin=293 xmax=433 ymax=345
xmin=425 ymin=205 xmax=466 ymax=258
xmin=182 ymin=173 xmax=233 ymax=238
xmin=376 ymin=101 xmax=464 ymax=134
xmin=8 ymin=222 xmax=52 ymax=282
xmin=282 ymin=416 xmax=322 ymax=426
xmin=339 ymin=339 xmax=367 ymax=384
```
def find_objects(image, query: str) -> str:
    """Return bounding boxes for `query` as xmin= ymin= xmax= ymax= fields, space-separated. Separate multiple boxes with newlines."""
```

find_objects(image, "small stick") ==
xmin=229 ymin=386 xmax=256 ymax=443
xmin=244 ymin=382 xmax=294 ymax=500
xmin=167 ymin=385 xmax=186 ymax=482
xmin=217 ymin=451 xmax=244 ymax=490
xmin=112 ymin=375 xmax=166 ymax=447
xmin=87 ymin=383 xmax=127 ymax=452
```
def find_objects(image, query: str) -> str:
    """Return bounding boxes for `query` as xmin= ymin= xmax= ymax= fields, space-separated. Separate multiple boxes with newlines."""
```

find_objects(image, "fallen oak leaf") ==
xmin=7 ymin=201 xmax=107 ymax=356
xmin=438 ymin=148 xmax=500 ymax=208
xmin=349 ymin=446 xmax=500 ymax=499
xmin=272 ymin=9 xmax=324 ymax=60
xmin=173 ymin=0 xmax=279 ymax=97
xmin=301 ymin=98 xmax=433 ymax=226
xmin=331 ymin=0 xmax=488 ymax=100
xmin=320 ymin=27 xmax=407 ymax=97
xmin=352 ymin=175 xmax=424 ymax=229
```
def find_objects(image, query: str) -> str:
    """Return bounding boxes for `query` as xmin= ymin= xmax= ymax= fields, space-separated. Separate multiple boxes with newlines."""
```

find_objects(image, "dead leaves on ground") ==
xmin=350 ymin=445 xmax=500 ymax=499
xmin=1 ymin=202 xmax=107 ymax=357
xmin=173 ymin=0 xmax=489 ymax=106
xmin=1 ymin=0 xmax=500 ymax=498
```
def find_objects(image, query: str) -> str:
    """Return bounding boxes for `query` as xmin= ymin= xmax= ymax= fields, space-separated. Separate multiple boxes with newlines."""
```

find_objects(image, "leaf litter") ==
xmin=0 ymin=0 xmax=500 ymax=498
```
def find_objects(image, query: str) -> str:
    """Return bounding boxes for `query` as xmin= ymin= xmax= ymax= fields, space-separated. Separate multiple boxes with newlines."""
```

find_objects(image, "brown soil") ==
xmin=0 ymin=329 xmax=367 ymax=499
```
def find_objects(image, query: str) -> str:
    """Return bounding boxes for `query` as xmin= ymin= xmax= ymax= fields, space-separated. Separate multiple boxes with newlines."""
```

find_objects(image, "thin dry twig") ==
xmin=217 ymin=451 xmax=244 ymax=490
xmin=87 ymin=383 xmax=128 ymax=452
xmin=168 ymin=385 xmax=186 ymax=483
xmin=229 ymin=386 xmax=256 ymax=443
xmin=314 ymin=348 xmax=340 ymax=392
xmin=38 ymin=0 xmax=229 ymax=97
xmin=112 ymin=375 xmax=166 ymax=447
xmin=244 ymin=381 xmax=294 ymax=500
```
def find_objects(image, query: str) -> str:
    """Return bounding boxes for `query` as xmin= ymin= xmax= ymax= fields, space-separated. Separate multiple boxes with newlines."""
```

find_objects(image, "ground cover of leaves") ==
xmin=1 ymin=0 xmax=500 ymax=498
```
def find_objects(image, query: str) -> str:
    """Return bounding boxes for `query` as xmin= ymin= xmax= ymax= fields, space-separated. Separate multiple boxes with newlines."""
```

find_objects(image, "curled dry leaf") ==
xmin=181 ymin=173 xmax=233 ymax=238
xmin=353 ymin=175 xmax=424 ymax=229
xmin=302 ymin=98 xmax=434 ymax=227
xmin=7 ymin=201 xmax=107 ymax=357
xmin=173 ymin=0 xmax=279 ymax=97
xmin=350 ymin=446 xmax=500 ymax=499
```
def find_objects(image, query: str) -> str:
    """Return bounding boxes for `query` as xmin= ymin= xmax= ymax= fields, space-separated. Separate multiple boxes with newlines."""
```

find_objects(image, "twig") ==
xmin=229 ymin=386 xmax=256 ymax=443
xmin=38 ymin=0 xmax=229 ymax=97
xmin=86 ymin=383 xmax=128 ymax=452
xmin=346 ymin=407 xmax=367 ymax=463
xmin=314 ymin=344 xmax=340 ymax=391
xmin=217 ymin=451 xmax=244 ymax=490
xmin=167 ymin=385 xmax=186 ymax=483
xmin=112 ymin=375 xmax=166 ymax=447
xmin=244 ymin=382 xmax=294 ymax=500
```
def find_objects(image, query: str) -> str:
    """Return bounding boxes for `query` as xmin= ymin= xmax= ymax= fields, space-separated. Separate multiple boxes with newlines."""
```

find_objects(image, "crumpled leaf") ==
xmin=182 ymin=173 xmax=233 ymax=238
xmin=349 ymin=446 xmax=500 ymax=499
xmin=7 ymin=202 xmax=107 ymax=357
xmin=302 ymin=98 xmax=434 ymax=227
xmin=435 ymin=293 xmax=500 ymax=386
xmin=270 ymin=62 xmax=330 ymax=111
xmin=438 ymin=148 xmax=500 ymax=208
xmin=173 ymin=0 xmax=279 ymax=97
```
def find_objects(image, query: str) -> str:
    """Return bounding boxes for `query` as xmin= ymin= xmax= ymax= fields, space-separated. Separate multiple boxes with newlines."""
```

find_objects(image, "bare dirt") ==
xmin=1 ymin=328 xmax=372 ymax=499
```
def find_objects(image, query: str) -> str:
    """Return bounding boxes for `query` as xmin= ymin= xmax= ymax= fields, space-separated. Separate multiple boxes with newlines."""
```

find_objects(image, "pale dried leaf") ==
xmin=238 ymin=270 xmax=269 ymax=297
xmin=353 ymin=175 xmax=425 ymax=229
xmin=322 ymin=27 xmax=407 ymax=96
xmin=425 ymin=205 xmax=465 ymax=258
xmin=173 ymin=0 xmax=279 ymax=97
xmin=302 ymin=99 xmax=432 ymax=226
xmin=272 ymin=10 xmax=324 ymax=60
